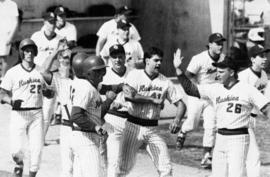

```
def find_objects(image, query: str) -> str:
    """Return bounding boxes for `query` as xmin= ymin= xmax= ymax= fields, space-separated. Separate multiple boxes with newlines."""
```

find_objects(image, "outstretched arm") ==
xmin=173 ymin=49 xmax=201 ymax=98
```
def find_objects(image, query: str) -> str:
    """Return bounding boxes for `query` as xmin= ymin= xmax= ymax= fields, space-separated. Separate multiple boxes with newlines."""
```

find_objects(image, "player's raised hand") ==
xmin=106 ymin=90 xmax=117 ymax=101
xmin=173 ymin=48 xmax=184 ymax=69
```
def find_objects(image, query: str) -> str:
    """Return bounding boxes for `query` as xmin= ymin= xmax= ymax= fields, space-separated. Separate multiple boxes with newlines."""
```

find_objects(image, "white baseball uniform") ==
xmin=0 ymin=0 xmax=18 ymax=56
xmin=31 ymin=30 xmax=62 ymax=138
xmin=182 ymin=50 xmax=225 ymax=148
xmin=197 ymin=82 xmax=269 ymax=177
xmin=100 ymin=38 xmax=144 ymax=69
xmin=238 ymin=67 xmax=268 ymax=177
xmin=97 ymin=19 xmax=141 ymax=43
xmin=120 ymin=69 xmax=183 ymax=177
xmin=70 ymin=77 xmax=103 ymax=177
xmin=101 ymin=67 xmax=131 ymax=177
xmin=0 ymin=63 xmax=47 ymax=172
xmin=55 ymin=21 xmax=77 ymax=42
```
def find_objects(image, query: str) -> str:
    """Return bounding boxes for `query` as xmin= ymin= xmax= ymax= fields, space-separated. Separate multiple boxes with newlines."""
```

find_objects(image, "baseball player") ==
xmin=31 ymin=12 xmax=63 ymax=142
xmin=96 ymin=6 xmax=141 ymax=56
xmin=54 ymin=6 xmax=77 ymax=48
xmin=238 ymin=44 xmax=270 ymax=177
xmin=69 ymin=55 xmax=117 ymax=177
xmin=173 ymin=49 xmax=270 ymax=177
xmin=0 ymin=38 xmax=55 ymax=177
xmin=0 ymin=0 xmax=19 ymax=78
xmin=119 ymin=47 xmax=186 ymax=177
xmin=100 ymin=19 xmax=144 ymax=69
xmin=100 ymin=44 xmax=134 ymax=177
xmin=176 ymin=33 xmax=226 ymax=169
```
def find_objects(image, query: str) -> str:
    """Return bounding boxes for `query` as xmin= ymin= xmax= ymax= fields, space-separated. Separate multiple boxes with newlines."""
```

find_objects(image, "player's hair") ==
xmin=143 ymin=47 xmax=164 ymax=64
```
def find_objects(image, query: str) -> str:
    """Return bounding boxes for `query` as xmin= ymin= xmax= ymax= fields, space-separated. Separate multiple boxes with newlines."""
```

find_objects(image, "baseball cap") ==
xmin=208 ymin=33 xmax=226 ymax=43
xmin=115 ymin=6 xmax=132 ymax=15
xmin=117 ymin=19 xmax=131 ymax=30
xmin=212 ymin=56 xmax=237 ymax=70
xmin=248 ymin=44 xmax=270 ymax=58
xmin=248 ymin=27 xmax=264 ymax=42
xmin=54 ymin=6 xmax=66 ymax=17
xmin=109 ymin=44 xmax=125 ymax=56
xmin=43 ymin=12 xmax=56 ymax=23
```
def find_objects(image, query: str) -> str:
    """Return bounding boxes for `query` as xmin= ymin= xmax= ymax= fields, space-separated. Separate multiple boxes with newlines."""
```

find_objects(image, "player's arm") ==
xmin=169 ymin=100 xmax=186 ymax=134
xmin=185 ymin=70 xmax=197 ymax=84
xmin=95 ymin=36 xmax=107 ymax=56
xmin=0 ymin=88 xmax=12 ymax=105
xmin=260 ymin=103 xmax=270 ymax=119
xmin=173 ymin=49 xmax=201 ymax=98
xmin=6 ymin=16 xmax=19 ymax=45
xmin=101 ymin=91 xmax=117 ymax=118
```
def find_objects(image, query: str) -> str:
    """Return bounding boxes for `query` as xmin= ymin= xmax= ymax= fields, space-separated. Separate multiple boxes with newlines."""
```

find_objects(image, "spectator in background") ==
xmin=96 ymin=6 xmax=141 ymax=56
xmin=54 ymin=6 xmax=77 ymax=48
xmin=100 ymin=19 xmax=144 ymax=69
xmin=0 ymin=0 xmax=19 ymax=79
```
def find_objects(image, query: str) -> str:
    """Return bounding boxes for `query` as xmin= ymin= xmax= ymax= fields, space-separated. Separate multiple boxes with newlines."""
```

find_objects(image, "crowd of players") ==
xmin=1 ymin=1 xmax=270 ymax=177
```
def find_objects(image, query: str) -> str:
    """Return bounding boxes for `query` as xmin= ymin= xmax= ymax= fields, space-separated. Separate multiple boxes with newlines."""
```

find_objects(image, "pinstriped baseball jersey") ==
xmin=52 ymin=73 xmax=72 ymax=120
xmin=187 ymin=50 xmax=225 ymax=84
xmin=71 ymin=77 xmax=102 ymax=126
xmin=198 ymin=82 xmax=269 ymax=129
xmin=101 ymin=67 xmax=131 ymax=111
xmin=238 ymin=67 xmax=268 ymax=94
xmin=31 ymin=30 xmax=62 ymax=67
xmin=0 ymin=64 xmax=46 ymax=108
xmin=125 ymin=69 xmax=183 ymax=119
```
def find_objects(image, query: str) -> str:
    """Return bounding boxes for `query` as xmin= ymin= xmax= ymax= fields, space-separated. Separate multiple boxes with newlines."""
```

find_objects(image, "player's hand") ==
xmin=122 ymin=84 xmax=137 ymax=97
xmin=173 ymin=48 xmax=184 ymax=69
xmin=57 ymin=38 xmax=68 ymax=52
xmin=169 ymin=118 xmax=181 ymax=134
xmin=106 ymin=90 xmax=117 ymax=101
xmin=95 ymin=125 xmax=107 ymax=136
xmin=11 ymin=99 xmax=23 ymax=110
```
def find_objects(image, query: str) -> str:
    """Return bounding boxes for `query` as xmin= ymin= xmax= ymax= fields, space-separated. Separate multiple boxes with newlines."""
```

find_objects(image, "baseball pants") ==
xmin=104 ymin=113 xmax=127 ymax=177
xmin=9 ymin=109 xmax=44 ymax=172
xmin=71 ymin=131 xmax=102 ymax=177
xmin=119 ymin=121 xmax=172 ymax=177
xmin=181 ymin=96 xmax=216 ymax=147
xmin=212 ymin=133 xmax=249 ymax=177
xmin=246 ymin=126 xmax=260 ymax=177
xmin=43 ymin=96 xmax=56 ymax=138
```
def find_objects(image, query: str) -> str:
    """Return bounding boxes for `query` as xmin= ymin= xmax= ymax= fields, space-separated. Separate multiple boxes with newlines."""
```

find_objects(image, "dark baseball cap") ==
xmin=212 ymin=56 xmax=237 ymax=70
xmin=109 ymin=44 xmax=125 ymax=56
xmin=209 ymin=33 xmax=226 ymax=43
xmin=54 ymin=6 xmax=66 ymax=17
xmin=115 ymin=6 xmax=132 ymax=15
xmin=43 ymin=12 xmax=56 ymax=23
xmin=248 ymin=44 xmax=270 ymax=58
xmin=117 ymin=19 xmax=131 ymax=30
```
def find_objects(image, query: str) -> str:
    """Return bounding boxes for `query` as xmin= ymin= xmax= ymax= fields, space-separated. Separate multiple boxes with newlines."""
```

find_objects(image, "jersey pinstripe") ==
xmin=125 ymin=69 xmax=182 ymax=119
xmin=187 ymin=50 xmax=225 ymax=85
xmin=0 ymin=64 xmax=46 ymax=108
xmin=198 ymin=82 xmax=269 ymax=129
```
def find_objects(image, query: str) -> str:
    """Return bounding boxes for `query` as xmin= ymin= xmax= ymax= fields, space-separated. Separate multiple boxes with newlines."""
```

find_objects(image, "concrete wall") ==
xmin=132 ymin=0 xmax=213 ymax=76
xmin=14 ymin=0 xmax=131 ymax=18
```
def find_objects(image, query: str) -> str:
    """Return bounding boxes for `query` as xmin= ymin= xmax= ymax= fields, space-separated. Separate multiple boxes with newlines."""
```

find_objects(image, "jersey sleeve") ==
xmin=125 ymin=70 xmax=139 ymax=90
xmin=130 ymin=24 xmax=141 ymax=41
xmin=186 ymin=55 xmax=201 ymax=74
xmin=68 ymin=23 xmax=77 ymax=41
xmin=248 ymin=85 xmax=270 ymax=110
xmin=197 ymin=84 xmax=217 ymax=101
xmin=0 ymin=69 xmax=14 ymax=91
xmin=96 ymin=22 xmax=109 ymax=38
xmin=166 ymin=80 xmax=183 ymax=104
xmin=238 ymin=70 xmax=249 ymax=83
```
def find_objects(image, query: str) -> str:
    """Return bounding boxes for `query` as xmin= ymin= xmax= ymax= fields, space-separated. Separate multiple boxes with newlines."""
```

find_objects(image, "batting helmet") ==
xmin=82 ymin=55 xmax=107 ymax=75
xmin=72 ymin=52 xmax=88 ymax=78
xmin=19 ymin=38 xmax=38 ymax=59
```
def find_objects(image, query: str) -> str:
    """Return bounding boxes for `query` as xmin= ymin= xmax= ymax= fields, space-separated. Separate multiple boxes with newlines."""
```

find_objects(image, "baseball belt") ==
xmin=217 ymin=127 xmax=248 ymax=135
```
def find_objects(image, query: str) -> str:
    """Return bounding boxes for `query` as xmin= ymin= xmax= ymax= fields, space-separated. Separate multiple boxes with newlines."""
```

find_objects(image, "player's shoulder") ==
xmin=31 ymin=30 xmax=43 ymax=40
xmin=128 ymin=68 xmax=143 ymax=76
xmin=238 ymin=67 xmax=250 ymax=76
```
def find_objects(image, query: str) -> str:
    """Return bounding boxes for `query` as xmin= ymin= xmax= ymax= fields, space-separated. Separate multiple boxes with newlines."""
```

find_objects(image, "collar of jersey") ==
xmin=111 ymin=67 xmax=126 ymax=77
xmin=21 ymin=63 xmax=36 ymax=72
xmin=44 ymin=32 xmax=57 ymax=41
xmin=144 ymin=70 xmax=159 ymax=80
xmin=249 ymin=67 xmax=261 ymax=78
xmin=223 ymin=80 xmax=239 ymax=90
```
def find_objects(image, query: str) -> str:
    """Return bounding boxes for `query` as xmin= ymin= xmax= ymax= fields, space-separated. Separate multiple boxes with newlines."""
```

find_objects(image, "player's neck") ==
xmin=251 ymin=65 xmax=262 ymax=73
xmin=208 ymin=50 xmax=220 ymax=61
xmin=21 ymin=60 xmax=35 ymax=70
xmin=223 ymin=77 xmax=238 ymax=89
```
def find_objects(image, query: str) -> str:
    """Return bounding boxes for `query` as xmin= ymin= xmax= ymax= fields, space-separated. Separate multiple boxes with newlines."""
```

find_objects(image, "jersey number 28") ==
xmin=30 ymin=84 xmax=41 ymax=94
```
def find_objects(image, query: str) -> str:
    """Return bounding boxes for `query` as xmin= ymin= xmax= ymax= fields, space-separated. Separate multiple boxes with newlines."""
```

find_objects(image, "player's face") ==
xmin=111 ymin=53 xmax=126 ymax=70
xmin=118 ymin=28 xmax=129 ymax=40
xmin=209 ymin=41 xmax=224 ymax=55
xmin=56 ymin=15 xmax=66 ymax=28
xmin=22 ymin=46 xmax=36 ymax=62
xmin=252 ymin=53 xmax=267 ymax=70
xmin=146 ymin=54 xmax=162 ymax=74
xmin=87 ymin=68 xmax=106 ymax=86
xmin=216 ymin=68 xmax=233 ymax=84
xmin=44 ymin=21 xmax=56 ymax=35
